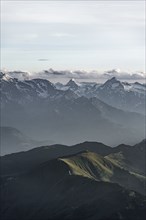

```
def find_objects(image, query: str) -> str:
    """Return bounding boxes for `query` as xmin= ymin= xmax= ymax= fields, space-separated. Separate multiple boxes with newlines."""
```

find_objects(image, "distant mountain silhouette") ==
xmin=0 ymin=126 xmax=53 ymax=155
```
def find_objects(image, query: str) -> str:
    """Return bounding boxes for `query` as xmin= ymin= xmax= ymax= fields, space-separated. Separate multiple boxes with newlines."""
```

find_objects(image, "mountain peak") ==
xmin=107 ymin=77 xmax=118 ymax=83
xmin=66 ymin=78 xmax=78 ymax=88
xmin=67 ymin=78 xmax=76 ymax=83
xmin=0 ymin=72 xmax=11 ymax=81
xmin=0 ymin=71 xmax=5 ymax=79
xmin=102 ymin=77 xmax=124 ymax=90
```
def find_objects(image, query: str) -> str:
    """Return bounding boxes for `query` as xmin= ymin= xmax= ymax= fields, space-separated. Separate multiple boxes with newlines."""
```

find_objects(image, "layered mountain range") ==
xmin=0 ymin=126 xmax=53 ymax=155
xmin=56 ymin=77 xmax=146 ymax=115
xmin=1 ymin=71 xmax=145 ymax=154
xmin=1 ymin=72 xmax=145 ymax=114
xmin=1 ymin=140 xmax=146 ymax=220
xmin=1 ymin=71 xmax=146 ymax=219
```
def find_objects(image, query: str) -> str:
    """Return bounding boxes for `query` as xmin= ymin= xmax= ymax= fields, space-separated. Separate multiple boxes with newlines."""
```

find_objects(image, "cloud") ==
xmin=38 ymin=59 xmax=50 ymax=62
xmin=43 ymin=69 xmax=66 ymax=76
xmin=32 ymin=68 xmax=145 ymax=81
xmin=1 ymin=68 xmax=145 ymax=82
xmin=103 ymin=69 xmax=145 ymax=80
xmin=3 ymin=71 xmax=30 ymax=80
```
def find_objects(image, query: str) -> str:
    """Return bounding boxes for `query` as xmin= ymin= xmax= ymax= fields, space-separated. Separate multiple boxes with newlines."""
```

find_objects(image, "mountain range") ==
xmin=55 ymin=77 xmax=145 ymax=114
xmin=0 ymin=126 xmax=53 ymax=155
xmin=1 ymin=71 xmax=145 ymax=114
xmin=1 ymin=72 xmax=145 ymax=153
xmin=1 ymin=140 xmax=146 ymax=220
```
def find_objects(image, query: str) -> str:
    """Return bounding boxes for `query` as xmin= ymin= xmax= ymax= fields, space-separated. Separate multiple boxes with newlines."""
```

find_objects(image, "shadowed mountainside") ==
xmin=1 ymin=140 xmax=146 ymax=220
xmin=1 ymin=140 xmax=145 ymax=178
xmin=1 ymin=149 xmax=146 ymax=220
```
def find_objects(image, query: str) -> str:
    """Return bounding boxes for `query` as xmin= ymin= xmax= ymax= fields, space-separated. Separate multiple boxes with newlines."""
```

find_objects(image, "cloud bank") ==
xmin=1 ymin=69 xmax=145 ymax=82
xmin=2 ymin=71 xmax=30 ymax=81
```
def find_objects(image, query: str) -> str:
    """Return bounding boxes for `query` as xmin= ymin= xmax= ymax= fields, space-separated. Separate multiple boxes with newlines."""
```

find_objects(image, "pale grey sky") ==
xmin=1 ymin=0 xmax=145 ymax=75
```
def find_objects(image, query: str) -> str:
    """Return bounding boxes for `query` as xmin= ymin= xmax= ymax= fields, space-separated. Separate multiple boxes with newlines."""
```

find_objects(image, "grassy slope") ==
xmin=60 ymin=151 xmax=145 ymax=194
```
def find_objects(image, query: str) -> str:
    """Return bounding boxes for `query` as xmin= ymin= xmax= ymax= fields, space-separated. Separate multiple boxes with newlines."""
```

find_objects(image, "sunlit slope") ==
xmin=60 ymin=151 xmax=113 ymax=181
xmin=60 ymin=151 xmax=145 ymax=194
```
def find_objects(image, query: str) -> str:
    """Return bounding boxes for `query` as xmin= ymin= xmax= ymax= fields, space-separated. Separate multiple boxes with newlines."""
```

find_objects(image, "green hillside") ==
xmin=60 ymin=151 xmax=145 ymax=194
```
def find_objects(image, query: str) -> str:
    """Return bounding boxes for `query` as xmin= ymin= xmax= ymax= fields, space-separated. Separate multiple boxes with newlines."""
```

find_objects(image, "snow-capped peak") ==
xmin=66 ymin=79 xmax=79 ymax=88
xmin=0 ymin=72 xmax=12 ymax=81
xmin=101 ymin=77 xmax=124 ymax=90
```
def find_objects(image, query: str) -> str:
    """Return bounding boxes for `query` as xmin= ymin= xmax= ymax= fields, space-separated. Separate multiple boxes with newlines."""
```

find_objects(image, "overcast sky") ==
xmin=1 ymin=0 xmax=145 ymax=76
